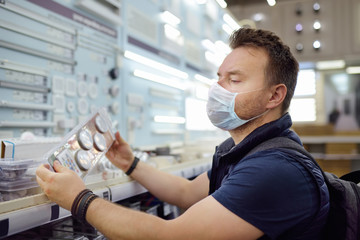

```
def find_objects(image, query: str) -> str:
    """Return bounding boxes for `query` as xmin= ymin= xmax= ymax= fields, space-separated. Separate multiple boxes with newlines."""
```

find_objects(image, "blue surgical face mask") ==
xmin=206 ymin=83 xmax=268 ymax=130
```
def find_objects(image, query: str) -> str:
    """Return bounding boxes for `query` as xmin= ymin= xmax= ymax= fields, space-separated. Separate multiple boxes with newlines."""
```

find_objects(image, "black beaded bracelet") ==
xmin=125 ymin=156 xmax=140 ymax=176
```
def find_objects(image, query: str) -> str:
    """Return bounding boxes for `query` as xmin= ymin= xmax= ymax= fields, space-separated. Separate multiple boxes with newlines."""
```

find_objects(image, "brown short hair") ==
xmin=229 ymin=28 xmax=299 ymax=113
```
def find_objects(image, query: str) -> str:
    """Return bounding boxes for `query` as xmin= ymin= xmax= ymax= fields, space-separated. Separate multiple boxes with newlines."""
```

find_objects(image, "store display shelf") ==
xmin=0 ymin=159 xmax=211 ymax=238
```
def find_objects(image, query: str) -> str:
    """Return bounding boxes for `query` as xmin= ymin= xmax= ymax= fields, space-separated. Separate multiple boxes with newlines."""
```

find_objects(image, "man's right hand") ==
xmin=106 ymin=131 xmax=134 ymax=172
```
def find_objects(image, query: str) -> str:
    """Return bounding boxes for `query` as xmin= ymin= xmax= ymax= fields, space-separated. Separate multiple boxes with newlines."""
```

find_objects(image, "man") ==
xmin=36 ymin=28 xmax=329 ymax=239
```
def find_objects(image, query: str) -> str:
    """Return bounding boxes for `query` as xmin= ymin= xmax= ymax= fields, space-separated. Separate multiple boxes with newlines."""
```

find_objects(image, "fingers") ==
xmin=52 ymin=160 xmax=67 ymax=173
xmin=115 ymin=131 xmax=121 ymax=142
xmin=115 ymin=131 xmax=128 ymax=146
xmin=36 ymin=164 xmax=52 ymax=182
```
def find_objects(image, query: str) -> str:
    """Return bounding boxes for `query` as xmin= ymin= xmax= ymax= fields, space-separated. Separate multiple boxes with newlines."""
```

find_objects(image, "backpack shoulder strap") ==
xmin=246 ymin=137 xmax=317 ymax=164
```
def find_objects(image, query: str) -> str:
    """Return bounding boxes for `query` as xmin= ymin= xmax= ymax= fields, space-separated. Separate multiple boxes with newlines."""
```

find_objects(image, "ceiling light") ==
xmin=267 ymin=0 xmax=276 ymax=6
xmin=313 ymin=40 xmax=321 ymax=50
xmin=313 ymin=20 xmax=321 ymax=31
xmin=346 ymin=66 xmax=360 ymax=74
xmin=253 ymin=13 xmax=264 ymax=22
xmin=296 ymin=43 xmax=304 ymax=52
xmin=316 ymin=60 xmax=345 ymax=70
xmin=313 ymin=2 xmax=320 ymax=12
xmin=295 ymin=23 xmax=303 ymax=32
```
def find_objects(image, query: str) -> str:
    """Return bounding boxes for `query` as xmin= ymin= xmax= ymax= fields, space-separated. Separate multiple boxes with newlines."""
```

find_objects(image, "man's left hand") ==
xmin=36 ymin=160 xmax=86 ymax=210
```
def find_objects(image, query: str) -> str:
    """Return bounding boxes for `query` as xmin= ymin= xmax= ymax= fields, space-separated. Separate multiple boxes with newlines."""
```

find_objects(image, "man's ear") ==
xmin=266 ymin=84 xmax=287 ymax=109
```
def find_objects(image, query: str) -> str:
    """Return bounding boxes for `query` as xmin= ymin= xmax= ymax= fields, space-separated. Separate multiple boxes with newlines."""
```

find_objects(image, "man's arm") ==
xmin=36 ymin=162 xmax=263 ymax=240
xmin=105 ymin=131 xmax=209 ymax=209
xmin=130 ymin=161 xmax=209 ymax=209
xmin=86 ymin=194 xmax=263 ymax=240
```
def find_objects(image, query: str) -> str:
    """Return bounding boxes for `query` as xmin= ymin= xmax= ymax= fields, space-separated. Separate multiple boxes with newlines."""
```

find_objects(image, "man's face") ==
xmin=217 ymin=46 xmax=269 ymax=121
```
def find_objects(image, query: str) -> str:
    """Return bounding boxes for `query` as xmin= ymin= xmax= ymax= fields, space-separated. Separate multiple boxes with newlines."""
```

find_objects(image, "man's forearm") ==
xmin=86 ymin=198 xmax=169 ymax=240
xmin=129 ymin=161 xmax=194 ymax=208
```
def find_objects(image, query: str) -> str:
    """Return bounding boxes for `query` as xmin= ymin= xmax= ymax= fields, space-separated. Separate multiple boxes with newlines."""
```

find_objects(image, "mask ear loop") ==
xmin=244 ymin=109 xmax=270 ymax=122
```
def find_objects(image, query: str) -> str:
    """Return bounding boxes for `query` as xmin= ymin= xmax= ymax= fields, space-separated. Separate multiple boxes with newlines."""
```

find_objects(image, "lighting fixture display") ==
xmin=161 ymin=11 xmax=180 ymax=26
xmin=133 ymin=69 xmax=186 ymax=90
xmin=223 ymin=13 xmax=240 ymax=31
xmin=154 ymin=115 xmax=186 ymax=124
xmin=215 ymin=0 xmax=227 ymax=8
xmin=124 ymin=51 xmax=188 ymax=79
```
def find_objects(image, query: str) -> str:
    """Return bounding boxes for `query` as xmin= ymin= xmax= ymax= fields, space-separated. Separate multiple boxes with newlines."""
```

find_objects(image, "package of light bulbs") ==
xmin=44 ymin=107 xmax=115 ymax=179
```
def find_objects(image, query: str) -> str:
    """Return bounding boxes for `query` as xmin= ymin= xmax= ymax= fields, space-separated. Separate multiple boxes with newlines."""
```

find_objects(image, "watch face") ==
xmin=94 ymin=132 xmax=107 ymax=152
xmin=78 ymin=129 xmax=93 ymax=150
xmin=95 ymin=115 xmax=109 ymax=133
xmin=75 ymin=150 xmax=91 ymax=171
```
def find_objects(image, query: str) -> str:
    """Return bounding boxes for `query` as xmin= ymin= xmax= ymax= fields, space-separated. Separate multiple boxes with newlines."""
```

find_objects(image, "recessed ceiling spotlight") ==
xmin=295 ymin=23 xmax=303 ymax=33
xmin=313 ymin=40 xmax=321 ymax=50
xmin=296 ymin=43 xmax=304 ymax=52
xmin=313 ymin=20 xmax=321 ymax=31
xmin=313 ymin=2 xmax=320 ymax=13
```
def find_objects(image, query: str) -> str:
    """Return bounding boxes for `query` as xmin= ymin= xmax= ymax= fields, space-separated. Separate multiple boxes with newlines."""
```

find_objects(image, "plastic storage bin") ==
xmin=0 ymin=176 xmax=39 ymax=202
xmin=0 ymin=159 xmax=37 ymax=181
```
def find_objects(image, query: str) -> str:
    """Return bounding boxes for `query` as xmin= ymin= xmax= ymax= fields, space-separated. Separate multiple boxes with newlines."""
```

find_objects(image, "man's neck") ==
xmin=229 ymin=109 xmax=282 ymax=145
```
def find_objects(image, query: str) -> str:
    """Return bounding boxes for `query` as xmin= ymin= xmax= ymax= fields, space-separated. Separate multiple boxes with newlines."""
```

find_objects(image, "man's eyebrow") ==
xmin=228 ymin=70 xmax=244 ymax=75
xmin=217 ymin=70 xmax=244 ymax=77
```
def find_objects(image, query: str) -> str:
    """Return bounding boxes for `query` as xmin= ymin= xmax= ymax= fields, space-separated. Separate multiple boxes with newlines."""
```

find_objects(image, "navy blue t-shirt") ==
xmin=207 ymin=114 xmax=329 ymax=239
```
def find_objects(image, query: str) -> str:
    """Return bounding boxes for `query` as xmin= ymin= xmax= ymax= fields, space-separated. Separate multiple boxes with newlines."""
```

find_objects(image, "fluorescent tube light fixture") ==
xmin=222 ymin=23 xmax=233 ymax=35
xmin=346 ymin=66 xmax=360 ymax=74
xmin=201 ymin=39 xmax=216 ymax=52
xmin=164 ymin=24 xmax=183 ymax=46
xmin=154 ymin=115 xmax=186 ymax=124
xmin=223 ymin=13 xmax=240 ymax=30
xmin=316 ymin=60 xmax=345 ymax=70
xmin=161 ymin=11 xmax=181 ymax=26
xmin=133 ymin=69 xmax=186 ymax=90
xmin=124 ymin=51 xmax=188 ymax=79
xmin=215 ymin=0 xmax=227 ymax=8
